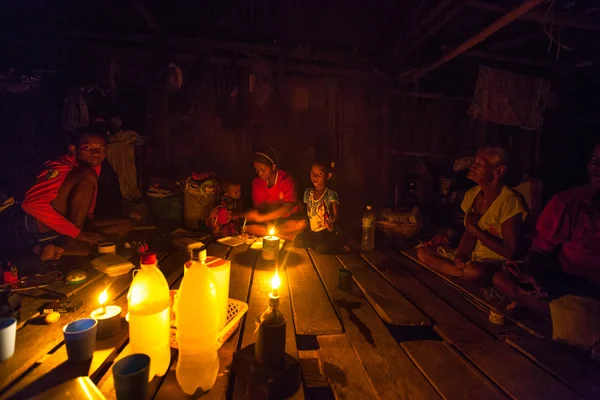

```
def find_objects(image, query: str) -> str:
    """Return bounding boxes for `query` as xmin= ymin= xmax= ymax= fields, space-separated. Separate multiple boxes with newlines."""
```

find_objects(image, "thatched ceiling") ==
xmin=1 ymin=0 xmax=599 ymax=82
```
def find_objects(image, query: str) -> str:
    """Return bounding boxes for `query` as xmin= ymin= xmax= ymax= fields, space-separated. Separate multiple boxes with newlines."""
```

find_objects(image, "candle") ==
xmin=255 ymin=269 xmax=286 ymax=370
xmin=262 ymin=228 xmax=280 ymax=261
xmin=206 ymin=256 xmax=231 ymax=331
xmin=90 ymin=289 xmax=122 ymax=339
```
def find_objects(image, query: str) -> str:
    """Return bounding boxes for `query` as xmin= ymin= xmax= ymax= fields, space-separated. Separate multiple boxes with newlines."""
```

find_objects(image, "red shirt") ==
xmin=533 ymin=185 xmax=600 ymax=287
xmin=252 ymin=170 xmax=300 ymax=217
xmin=21 ymin=154 xmax=101 ymax=238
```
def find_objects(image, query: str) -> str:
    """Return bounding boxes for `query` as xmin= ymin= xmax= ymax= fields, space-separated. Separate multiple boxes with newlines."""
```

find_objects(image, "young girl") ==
xmin=296 ymin=160 xmax=340 ymax=254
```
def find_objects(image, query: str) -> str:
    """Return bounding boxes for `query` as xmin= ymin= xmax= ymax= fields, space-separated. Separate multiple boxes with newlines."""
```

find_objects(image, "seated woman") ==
xmin=493 ymin=141 xmax=600 ymax=316
xmin=245 ymin=147 xmax=306 ymax=240
xmin=417 ymin=147 xmax=528 ymax=285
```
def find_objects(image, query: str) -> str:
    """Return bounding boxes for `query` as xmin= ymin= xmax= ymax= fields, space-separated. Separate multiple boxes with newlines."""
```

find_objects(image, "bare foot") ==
xmin=40 ymin=244 xmax=65 ymax=261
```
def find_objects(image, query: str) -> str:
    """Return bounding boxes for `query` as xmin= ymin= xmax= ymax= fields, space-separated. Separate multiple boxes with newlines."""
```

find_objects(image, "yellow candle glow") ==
xmin=268 ymin=227 xmax=276 ymax=236
xmin=99 ymin=290 xmax=108 ymax=313
xmin=271 ymin=270 xmax=280 ymax=296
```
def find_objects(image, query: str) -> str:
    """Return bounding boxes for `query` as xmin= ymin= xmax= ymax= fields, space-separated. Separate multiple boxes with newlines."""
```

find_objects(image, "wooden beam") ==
xmin=489 ymin=31 xmax=541 ymax=51
xmin=440 ymin=46 xmax=568 ymax=69
xmin=386 ymin=0 xmax=455 ymax=66
xmin=401 ymin=0 xmax=545 ymax=81
xmin=129 ymin=0 xmax=161 ymax=32
xmin=393 ymin=0 xmax=469 ymax=68
xmin=468 ymin=0 xmax=600 ymax=32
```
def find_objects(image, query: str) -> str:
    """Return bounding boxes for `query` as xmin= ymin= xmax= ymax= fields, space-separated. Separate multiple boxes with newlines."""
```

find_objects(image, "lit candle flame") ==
xmin=99 ymin=290 xmax=108 ymax=306
xmin=271 ymin=270 xmax=281 ymax=291
xmin=268 ymin=227 xmax=275 ymax=236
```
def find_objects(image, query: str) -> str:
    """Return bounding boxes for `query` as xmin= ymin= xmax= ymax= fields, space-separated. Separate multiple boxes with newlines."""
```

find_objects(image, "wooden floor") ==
xmin=1 ymin=235 xmax=599 ymax=399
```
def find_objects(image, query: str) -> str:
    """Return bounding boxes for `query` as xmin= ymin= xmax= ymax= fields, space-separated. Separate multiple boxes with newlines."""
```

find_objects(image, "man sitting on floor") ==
xmin=417 ymin=147 xmax=528 ymax=285
xmin=493 ymin=141 xmax=600 ymax=316
xmin=0 ymin=124 xmax=132 ymax=261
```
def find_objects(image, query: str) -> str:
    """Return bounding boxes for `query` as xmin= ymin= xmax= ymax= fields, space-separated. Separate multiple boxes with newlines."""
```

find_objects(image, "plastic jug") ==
xmin=206 ymin=256 xmax=231 ymax=331
xmin=361 ymin=205 xmax=376 ymax=251
xmin=127 ymin=253 xmax=171 ymax=381
xmin=176 ymin=250 xmax=219 ymax=394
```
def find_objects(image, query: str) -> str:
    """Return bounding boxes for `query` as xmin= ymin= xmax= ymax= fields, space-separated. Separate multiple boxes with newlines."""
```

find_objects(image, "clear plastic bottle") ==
xmin=127 ymin=253 xmax=171 ymax=381
xmin=176 ymin=250 xmax=219 ymax=394
xmin=361 ymin=205 xmax=376 ymax=251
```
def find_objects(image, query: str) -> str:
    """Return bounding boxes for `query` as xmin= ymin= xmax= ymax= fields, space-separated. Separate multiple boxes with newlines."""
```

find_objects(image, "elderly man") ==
xmin=417 ymin=147 xmax=528 ymax=284
xmin=493 ymin=141 xmax=600 ymax=315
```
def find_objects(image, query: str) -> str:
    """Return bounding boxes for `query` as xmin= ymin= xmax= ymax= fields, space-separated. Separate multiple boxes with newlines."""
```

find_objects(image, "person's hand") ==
xmin=325 ymin=220 xmax=334 ymax=232
xmin=465 ymin=212 xmax=480 ymax=235
xmin=454 ymin=256 xmax=467 ymax=270
xmin=75 ymin=231 xmax=105 ymax=246
xmin=246 ymin=210 xmax=264 ymax=223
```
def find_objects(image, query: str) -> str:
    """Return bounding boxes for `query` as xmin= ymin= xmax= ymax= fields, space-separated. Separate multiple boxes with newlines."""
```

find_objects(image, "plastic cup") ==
xmin=63 ymin=318 xmax=98 ymax=362
xmin=113 ymin=353 xmax=151 ymax=400
xmin=0 ymin=317 xmax=17 ymax=362
xmin=338 ymin=268 xmax=353 ymax=292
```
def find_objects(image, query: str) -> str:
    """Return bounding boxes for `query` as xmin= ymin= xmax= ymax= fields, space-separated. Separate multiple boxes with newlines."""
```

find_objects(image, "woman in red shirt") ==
xmin=493 ymin=141 xmax=600 ymax=315
xmin=245 ymin=148 xmax=306 ymax=239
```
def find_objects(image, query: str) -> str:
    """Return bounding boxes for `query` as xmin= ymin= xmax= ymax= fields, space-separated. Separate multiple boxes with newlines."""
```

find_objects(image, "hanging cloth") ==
xmin=106 ymin=130 xmax=144 ymax=201
xmin=468 ymin=66 xmax=550 ymax=130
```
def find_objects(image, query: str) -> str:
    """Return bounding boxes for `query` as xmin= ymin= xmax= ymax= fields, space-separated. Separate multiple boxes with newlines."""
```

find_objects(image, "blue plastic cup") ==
xmin=63 ymin=318 xmax=98 ymax=362
xmin=113 ymin=353 xmax=151 ymax=400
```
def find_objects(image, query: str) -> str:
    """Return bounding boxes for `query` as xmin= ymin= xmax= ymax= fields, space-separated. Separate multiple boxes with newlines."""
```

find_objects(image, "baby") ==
xmin=206 ymin=181 xmax=243 ymax=237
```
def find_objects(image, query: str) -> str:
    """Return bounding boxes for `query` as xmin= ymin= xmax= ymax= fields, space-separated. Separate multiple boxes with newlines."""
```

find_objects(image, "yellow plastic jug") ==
xmin=127 ymin=253 xmax=171 ymax=381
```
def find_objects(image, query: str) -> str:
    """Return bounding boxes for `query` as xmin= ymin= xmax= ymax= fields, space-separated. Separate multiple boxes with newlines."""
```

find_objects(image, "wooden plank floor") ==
xmin=286 ymin=247 xmax=342 ymax=335
xmin=381 ymin=250 xmax=600 ymax=399
xmin=362 ymin=251 xmax=583 ymax=400
xmin=402 ymin=341 xmax=506 ymax=400
xmin=317 ymin=334 xmax=376 ymax=399
xmin=309 ymin=250 xmax=440 ymax=400
xmin=400 ymin=248 xmax=552 ymax=338
xmin=337 ymin=253 xmax=430 ymax=326
xmin=506 ymin=335 xmax=600 ymax=400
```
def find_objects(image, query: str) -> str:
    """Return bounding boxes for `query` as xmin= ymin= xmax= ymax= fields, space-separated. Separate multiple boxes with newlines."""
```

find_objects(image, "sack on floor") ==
xmin=550 ymin=295 xmax=600 ymax=350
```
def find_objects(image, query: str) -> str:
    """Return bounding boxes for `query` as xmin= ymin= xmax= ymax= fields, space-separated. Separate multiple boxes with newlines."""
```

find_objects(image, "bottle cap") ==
xmin=191 ymin=249 xmax=207 ymax=262
xmin=141 ymin=252 xmax=157 ymax=264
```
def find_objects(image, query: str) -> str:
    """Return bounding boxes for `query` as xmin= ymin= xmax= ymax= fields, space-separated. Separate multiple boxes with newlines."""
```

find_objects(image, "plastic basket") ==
xmin=376 ymin=220 xmax=422 ymax=238
xmin=169 ymin=291 xmax=248 ymax=350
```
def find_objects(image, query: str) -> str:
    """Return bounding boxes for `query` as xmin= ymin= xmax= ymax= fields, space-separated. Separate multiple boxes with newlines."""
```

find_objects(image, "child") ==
xmin=206 ymin=181 xmax=243 ymax=237
xmin=296 ymin=160 xmax=340 ymax=254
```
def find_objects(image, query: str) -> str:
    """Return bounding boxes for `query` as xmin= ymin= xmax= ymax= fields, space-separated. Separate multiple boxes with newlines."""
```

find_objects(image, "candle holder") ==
xmin=231 ymin=272 xmax=300 ymax=398
xmin=90 ymin=305 xmax=122 ymax=339
xmin=262 ymin=235 xmax=280 ymax=262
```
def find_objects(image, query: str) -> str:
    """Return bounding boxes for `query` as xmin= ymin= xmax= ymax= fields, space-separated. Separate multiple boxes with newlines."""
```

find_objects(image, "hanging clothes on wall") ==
xmin=215 ymin=62 xmax=248 ymax=131
xmin=106 ymin=130 xmax=144 ymax=201
xmin=468 ymin=66 xmax=551 ymax=131
xmin=62 ymin=88 xmax=89 ymax=132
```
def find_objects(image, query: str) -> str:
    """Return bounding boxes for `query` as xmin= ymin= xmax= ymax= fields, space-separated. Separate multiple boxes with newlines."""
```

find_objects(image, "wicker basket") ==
xmin=375 ymin=220 xmax=423 ymax=238
xmin=169 ymin=291 xmax=248 ymax=350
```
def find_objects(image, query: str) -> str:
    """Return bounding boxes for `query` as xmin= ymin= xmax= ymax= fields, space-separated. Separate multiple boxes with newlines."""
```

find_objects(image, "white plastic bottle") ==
xmin=127 ymin=253 xmax=171 ymax=381
xmin=176 ymin=250 xmax=219 ymax=394
xmin=361 ymin=205 xmax=376 ymax=251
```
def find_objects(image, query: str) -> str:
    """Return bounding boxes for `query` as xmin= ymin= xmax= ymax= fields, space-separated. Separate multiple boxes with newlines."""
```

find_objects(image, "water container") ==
xmin=361 ymin=205 xmax=376 ymax=252
xmin=127 ymin=253 xmax=171 ymax=381
xmin=176 ymin=251 xmax=219 ymax=394
xmin=206 ymin=256 xmax=231 ymax=331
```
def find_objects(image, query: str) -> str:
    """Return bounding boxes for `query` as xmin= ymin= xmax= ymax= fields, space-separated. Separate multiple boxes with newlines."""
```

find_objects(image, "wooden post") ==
xmin=402 ymin=0 xmax=545 ymax=81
